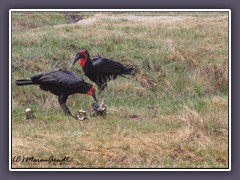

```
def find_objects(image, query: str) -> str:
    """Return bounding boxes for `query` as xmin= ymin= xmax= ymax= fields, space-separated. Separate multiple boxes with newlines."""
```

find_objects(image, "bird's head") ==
xmin=87 ymin=85 xmax=98 ymax=103
xmin=72 ymin=49 xmax=90 ymax=68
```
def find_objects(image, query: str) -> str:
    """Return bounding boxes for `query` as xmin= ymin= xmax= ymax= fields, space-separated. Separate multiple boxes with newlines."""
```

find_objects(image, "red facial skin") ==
xmin=79 ymin=58 xmax=87 ymax=67
xmin=87 ymin=86 xmax=95 ymax=96
xmin=79 ymin=50 xmax=88 ymax=68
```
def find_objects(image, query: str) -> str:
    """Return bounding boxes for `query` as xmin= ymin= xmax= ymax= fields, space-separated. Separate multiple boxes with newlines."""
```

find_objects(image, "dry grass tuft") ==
xmin=178 ymin=105 xmax=204 ymax=130
xmin=135 ymin=70 xmax=156 ymax=89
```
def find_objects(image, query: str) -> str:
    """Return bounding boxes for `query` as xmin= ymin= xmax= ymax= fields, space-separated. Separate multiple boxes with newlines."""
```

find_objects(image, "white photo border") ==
xmin=9 ymin=9 xmax=231 ymax=171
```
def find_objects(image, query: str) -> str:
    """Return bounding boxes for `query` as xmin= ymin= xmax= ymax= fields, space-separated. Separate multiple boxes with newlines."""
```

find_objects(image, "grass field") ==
xmin=11 ymin=11 xmax=229 ymax=169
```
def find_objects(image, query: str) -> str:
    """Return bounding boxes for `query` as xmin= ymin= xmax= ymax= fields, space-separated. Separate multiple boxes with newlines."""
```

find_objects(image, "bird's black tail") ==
xmin=122 ymin=66 xmax=134 ymax=75
xmin=16 ymin=79 xmax=34 ymax=86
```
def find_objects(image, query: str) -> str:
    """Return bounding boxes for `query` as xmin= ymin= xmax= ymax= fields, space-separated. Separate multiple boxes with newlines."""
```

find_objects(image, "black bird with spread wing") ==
xmin=72 ymin=49 xmax=134 ymax=93
xmin=16 ymin=69 xmax=98 ymax=116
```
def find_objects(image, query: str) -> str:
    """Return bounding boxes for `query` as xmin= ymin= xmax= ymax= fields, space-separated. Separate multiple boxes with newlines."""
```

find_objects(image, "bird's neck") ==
xmin=77 ymin=84 xmax=92 ymax=94
xmin=80 ymin=56 xmax=91 ymax=69
xmin=82 ymin=59 xmax=91 ymax=73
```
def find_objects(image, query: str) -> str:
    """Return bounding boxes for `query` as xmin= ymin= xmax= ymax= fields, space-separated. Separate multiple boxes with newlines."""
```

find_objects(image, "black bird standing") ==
xmin=16 ymin=69 xmax=98 ymax=116
xmin=72 ymin=49 xmax=134 ymax=93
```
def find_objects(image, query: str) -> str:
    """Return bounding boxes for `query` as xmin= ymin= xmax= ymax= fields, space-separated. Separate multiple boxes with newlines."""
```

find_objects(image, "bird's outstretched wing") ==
xmin=31 ymin=70 xmax=85 ymax=88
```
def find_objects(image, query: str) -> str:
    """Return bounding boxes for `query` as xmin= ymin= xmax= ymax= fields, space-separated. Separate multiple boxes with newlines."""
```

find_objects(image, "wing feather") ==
xmin=91 ymin=57 xmax=125 ymax=74
xmin=32 ymin=70 xmax=84 ymax=88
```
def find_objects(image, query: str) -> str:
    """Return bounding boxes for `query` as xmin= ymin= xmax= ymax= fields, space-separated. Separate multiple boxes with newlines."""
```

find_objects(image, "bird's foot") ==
xmin=91 ymin=100 xmax=107 ymax=117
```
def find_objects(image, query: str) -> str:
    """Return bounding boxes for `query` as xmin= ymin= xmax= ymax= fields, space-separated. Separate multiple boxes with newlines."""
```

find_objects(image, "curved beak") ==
xmin=72 ymin=56 xmax=79 ymax=66
xmin=92 ymin=91 xmax=98 ymax=103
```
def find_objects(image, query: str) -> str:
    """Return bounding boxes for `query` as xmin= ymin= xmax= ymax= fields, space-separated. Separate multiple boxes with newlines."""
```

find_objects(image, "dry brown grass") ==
xmin=12 ymin=102 xmax=228 ymax=168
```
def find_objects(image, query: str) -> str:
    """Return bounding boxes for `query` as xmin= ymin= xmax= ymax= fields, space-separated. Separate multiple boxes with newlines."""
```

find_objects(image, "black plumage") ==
xmin=72 ymin=49 xmax=134 ymax=93
xmin=16 ymin=69 xmax=98 ymax=116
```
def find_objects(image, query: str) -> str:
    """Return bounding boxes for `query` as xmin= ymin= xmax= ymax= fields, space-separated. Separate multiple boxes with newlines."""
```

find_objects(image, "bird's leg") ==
xmin=102 ymin=84 xmax=108 ymax=100
xmin=98 ymin=83 xmax=107 ymax=100
xmin=60 ymin=103 xmax=72 ymax=115
xmin=58 ymin=94 xmax=73 ymax=116
xmin=101 ymin=89 xmax=107 ymax=101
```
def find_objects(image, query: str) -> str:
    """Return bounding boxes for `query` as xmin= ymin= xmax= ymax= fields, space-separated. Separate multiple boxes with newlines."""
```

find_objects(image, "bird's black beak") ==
xmin=72 ymin=56 xmax=79 ymax=66
xmin=92 ymin=91 xmax=98 ymax=103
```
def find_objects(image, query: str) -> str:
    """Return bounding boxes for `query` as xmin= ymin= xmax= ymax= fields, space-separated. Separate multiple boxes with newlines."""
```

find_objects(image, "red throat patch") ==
xmin=87 ymin=86 xmax=95 ymax=96
xmin=79 ymin=58 xmax=87 ymax=68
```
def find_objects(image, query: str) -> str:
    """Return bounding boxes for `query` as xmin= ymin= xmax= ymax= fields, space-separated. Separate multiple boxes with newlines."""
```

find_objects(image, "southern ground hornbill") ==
xmin=72 ymin=49 xmax=134 ymax=93
xmin=16 ymin=69 xmax=98 ymax=117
